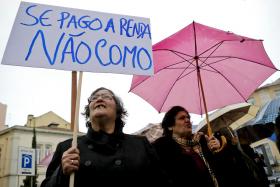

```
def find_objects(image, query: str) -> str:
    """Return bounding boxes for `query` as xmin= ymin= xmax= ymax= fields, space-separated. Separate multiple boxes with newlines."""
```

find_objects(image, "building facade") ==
xmin=0 ymin=111 xmax=84 ymax=187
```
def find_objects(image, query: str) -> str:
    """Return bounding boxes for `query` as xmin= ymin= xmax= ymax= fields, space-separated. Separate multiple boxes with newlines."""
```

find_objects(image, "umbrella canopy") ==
xmin=130 ymin=21 xmax=277 ymax=135
xmin=196 ymin=103 xmax=259 ymax=133
xmin=235 ymin=97 xmax=280 ymax=144
xmin=236 ymin=123 xmax=275 ymax=144
xmin=239 ymin=97 xmax=280 ymax=128
xmin=254 ymin=97 xmax=280 ymax=125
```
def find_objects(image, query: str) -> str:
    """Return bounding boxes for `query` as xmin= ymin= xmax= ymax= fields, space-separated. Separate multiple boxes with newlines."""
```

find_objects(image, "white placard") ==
xmin=18 ymin=147 xmax=35 ymax=176
xmin=2 ymin=1 xmax=153 ymax=75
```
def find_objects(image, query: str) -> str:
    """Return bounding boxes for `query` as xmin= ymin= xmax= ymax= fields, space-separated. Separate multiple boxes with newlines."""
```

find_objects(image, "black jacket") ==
xmin=152 ymin=136 xmax=219 ymax=187
xmin=41 ymin=127 xmax=167 ymax=187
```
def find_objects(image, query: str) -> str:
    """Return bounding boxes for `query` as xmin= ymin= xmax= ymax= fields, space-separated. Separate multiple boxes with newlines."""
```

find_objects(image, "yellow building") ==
xmin=0 ymin=111 xmax=85 ymax=187
xmin=248 ymin=78 xmax=280 ymax=107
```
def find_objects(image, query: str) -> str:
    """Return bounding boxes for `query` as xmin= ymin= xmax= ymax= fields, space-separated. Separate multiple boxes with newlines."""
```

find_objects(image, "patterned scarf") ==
xmin=172 ymin=135 xmax=219 ymax=187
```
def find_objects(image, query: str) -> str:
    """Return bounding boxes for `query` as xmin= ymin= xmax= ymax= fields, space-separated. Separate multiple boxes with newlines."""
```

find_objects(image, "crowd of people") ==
xmin=41 ymin=87 xmax=271 ymax=187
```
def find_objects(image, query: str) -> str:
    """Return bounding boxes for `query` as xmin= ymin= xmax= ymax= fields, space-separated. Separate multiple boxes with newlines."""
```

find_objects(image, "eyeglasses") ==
xmin=88 ymin=93 xmax=114 ymax=102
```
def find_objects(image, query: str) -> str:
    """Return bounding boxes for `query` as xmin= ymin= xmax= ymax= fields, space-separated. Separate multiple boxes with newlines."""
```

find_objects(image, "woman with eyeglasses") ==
xmin=41 ymin=87 xmax=169 ymax=187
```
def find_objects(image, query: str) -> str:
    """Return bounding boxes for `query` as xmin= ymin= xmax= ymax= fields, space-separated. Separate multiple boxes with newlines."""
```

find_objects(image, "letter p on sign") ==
xmin=22 ymin=154 xmax=32 ymax=168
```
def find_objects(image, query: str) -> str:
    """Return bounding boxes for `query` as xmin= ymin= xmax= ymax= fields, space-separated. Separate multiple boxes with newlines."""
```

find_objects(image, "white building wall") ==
xmin=0 ymin=126 xmax=83 ymax=187
xmin=9 ymin=135 xmax=20 ymax=187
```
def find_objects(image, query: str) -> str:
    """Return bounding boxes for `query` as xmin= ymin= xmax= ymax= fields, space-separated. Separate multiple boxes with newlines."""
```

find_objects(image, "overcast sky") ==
xmin=1 ymin=0 xmax=280 ymax=134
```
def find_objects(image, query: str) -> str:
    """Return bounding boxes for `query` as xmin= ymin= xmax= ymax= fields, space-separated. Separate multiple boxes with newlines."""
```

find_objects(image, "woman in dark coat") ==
xmin=41 ymin=87 xmax=167 ymax=187
xmin=152 ymin=106 xmax=222 ymax=187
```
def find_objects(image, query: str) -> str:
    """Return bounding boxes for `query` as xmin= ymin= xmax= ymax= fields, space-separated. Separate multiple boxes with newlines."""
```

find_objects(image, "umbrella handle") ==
xmin=207 ymin=122 xmax=227 ymax=153
xmin=206 ymin=115 xmax=226 ymax=153
xmin=213 ymin=135 xmax=227 ymax=153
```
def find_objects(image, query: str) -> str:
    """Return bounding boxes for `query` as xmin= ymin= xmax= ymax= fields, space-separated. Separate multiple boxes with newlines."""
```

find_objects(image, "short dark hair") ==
xmin=161 ymin=106 xmax=188 ymax=137
xmin=82 ymin=87 xmax=128 ymax=132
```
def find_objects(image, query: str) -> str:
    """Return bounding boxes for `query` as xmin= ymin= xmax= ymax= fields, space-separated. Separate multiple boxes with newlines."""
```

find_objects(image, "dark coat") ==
xmin=152 ymin=136 xmax=219 ymax=187
xmin=214 ymin=143 xmax=267 ymax=187
xmin=41 ymin=127 xmax=167 ymax=187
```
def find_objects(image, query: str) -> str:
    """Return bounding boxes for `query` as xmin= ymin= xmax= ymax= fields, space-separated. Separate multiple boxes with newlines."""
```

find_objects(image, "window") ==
xmin=255 ymin=143 xmax=275 ymax=165
xmin=36 ymin=143 xmax=53 ymax=165
xmin=36 ymin=144 xmax=43 ymax=165
xmin=45 ymin=144 xmax=52 ymax=156
xmin=264 ymin=143 xmax=275 ymax=165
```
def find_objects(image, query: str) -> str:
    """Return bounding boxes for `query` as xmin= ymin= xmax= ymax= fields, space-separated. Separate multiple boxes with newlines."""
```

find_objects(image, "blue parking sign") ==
xmin=22 ymin=154 xmax=32 ymax=168
xmin=18 ymin=147 xmax=35 ymax=176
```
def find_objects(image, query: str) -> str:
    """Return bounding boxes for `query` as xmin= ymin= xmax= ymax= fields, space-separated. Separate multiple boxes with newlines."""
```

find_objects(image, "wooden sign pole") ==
xmin=71 ymin=71 xmax=77 ymax=131
xmin=69 ymin=71 xmax=83 ymax=187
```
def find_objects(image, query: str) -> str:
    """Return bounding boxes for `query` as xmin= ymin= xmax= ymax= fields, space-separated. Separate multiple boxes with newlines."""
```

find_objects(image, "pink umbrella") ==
xmin=129 ymin=21 xmax=278 ymax=136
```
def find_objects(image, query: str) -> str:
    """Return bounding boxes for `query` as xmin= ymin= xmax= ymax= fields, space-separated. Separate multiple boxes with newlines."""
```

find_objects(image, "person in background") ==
xmin=275 ymin=107 xmax=280 ymax=152
xmin=152 ymin=105 xmax=222 ymax=187
xmin=41 ymin=87 xmax=168 ymax=187
xmin=214 ymin=127 xmax=269 ymax=187
xmin=239 ymin=139 xmax=269 ymax=187
xmin=255 ymin=153 xmax=268 ymax=176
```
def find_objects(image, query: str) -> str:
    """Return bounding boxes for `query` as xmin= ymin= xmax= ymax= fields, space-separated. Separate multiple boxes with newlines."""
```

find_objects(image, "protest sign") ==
xmin=2 ymin=1 xmax=153 ymax=75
